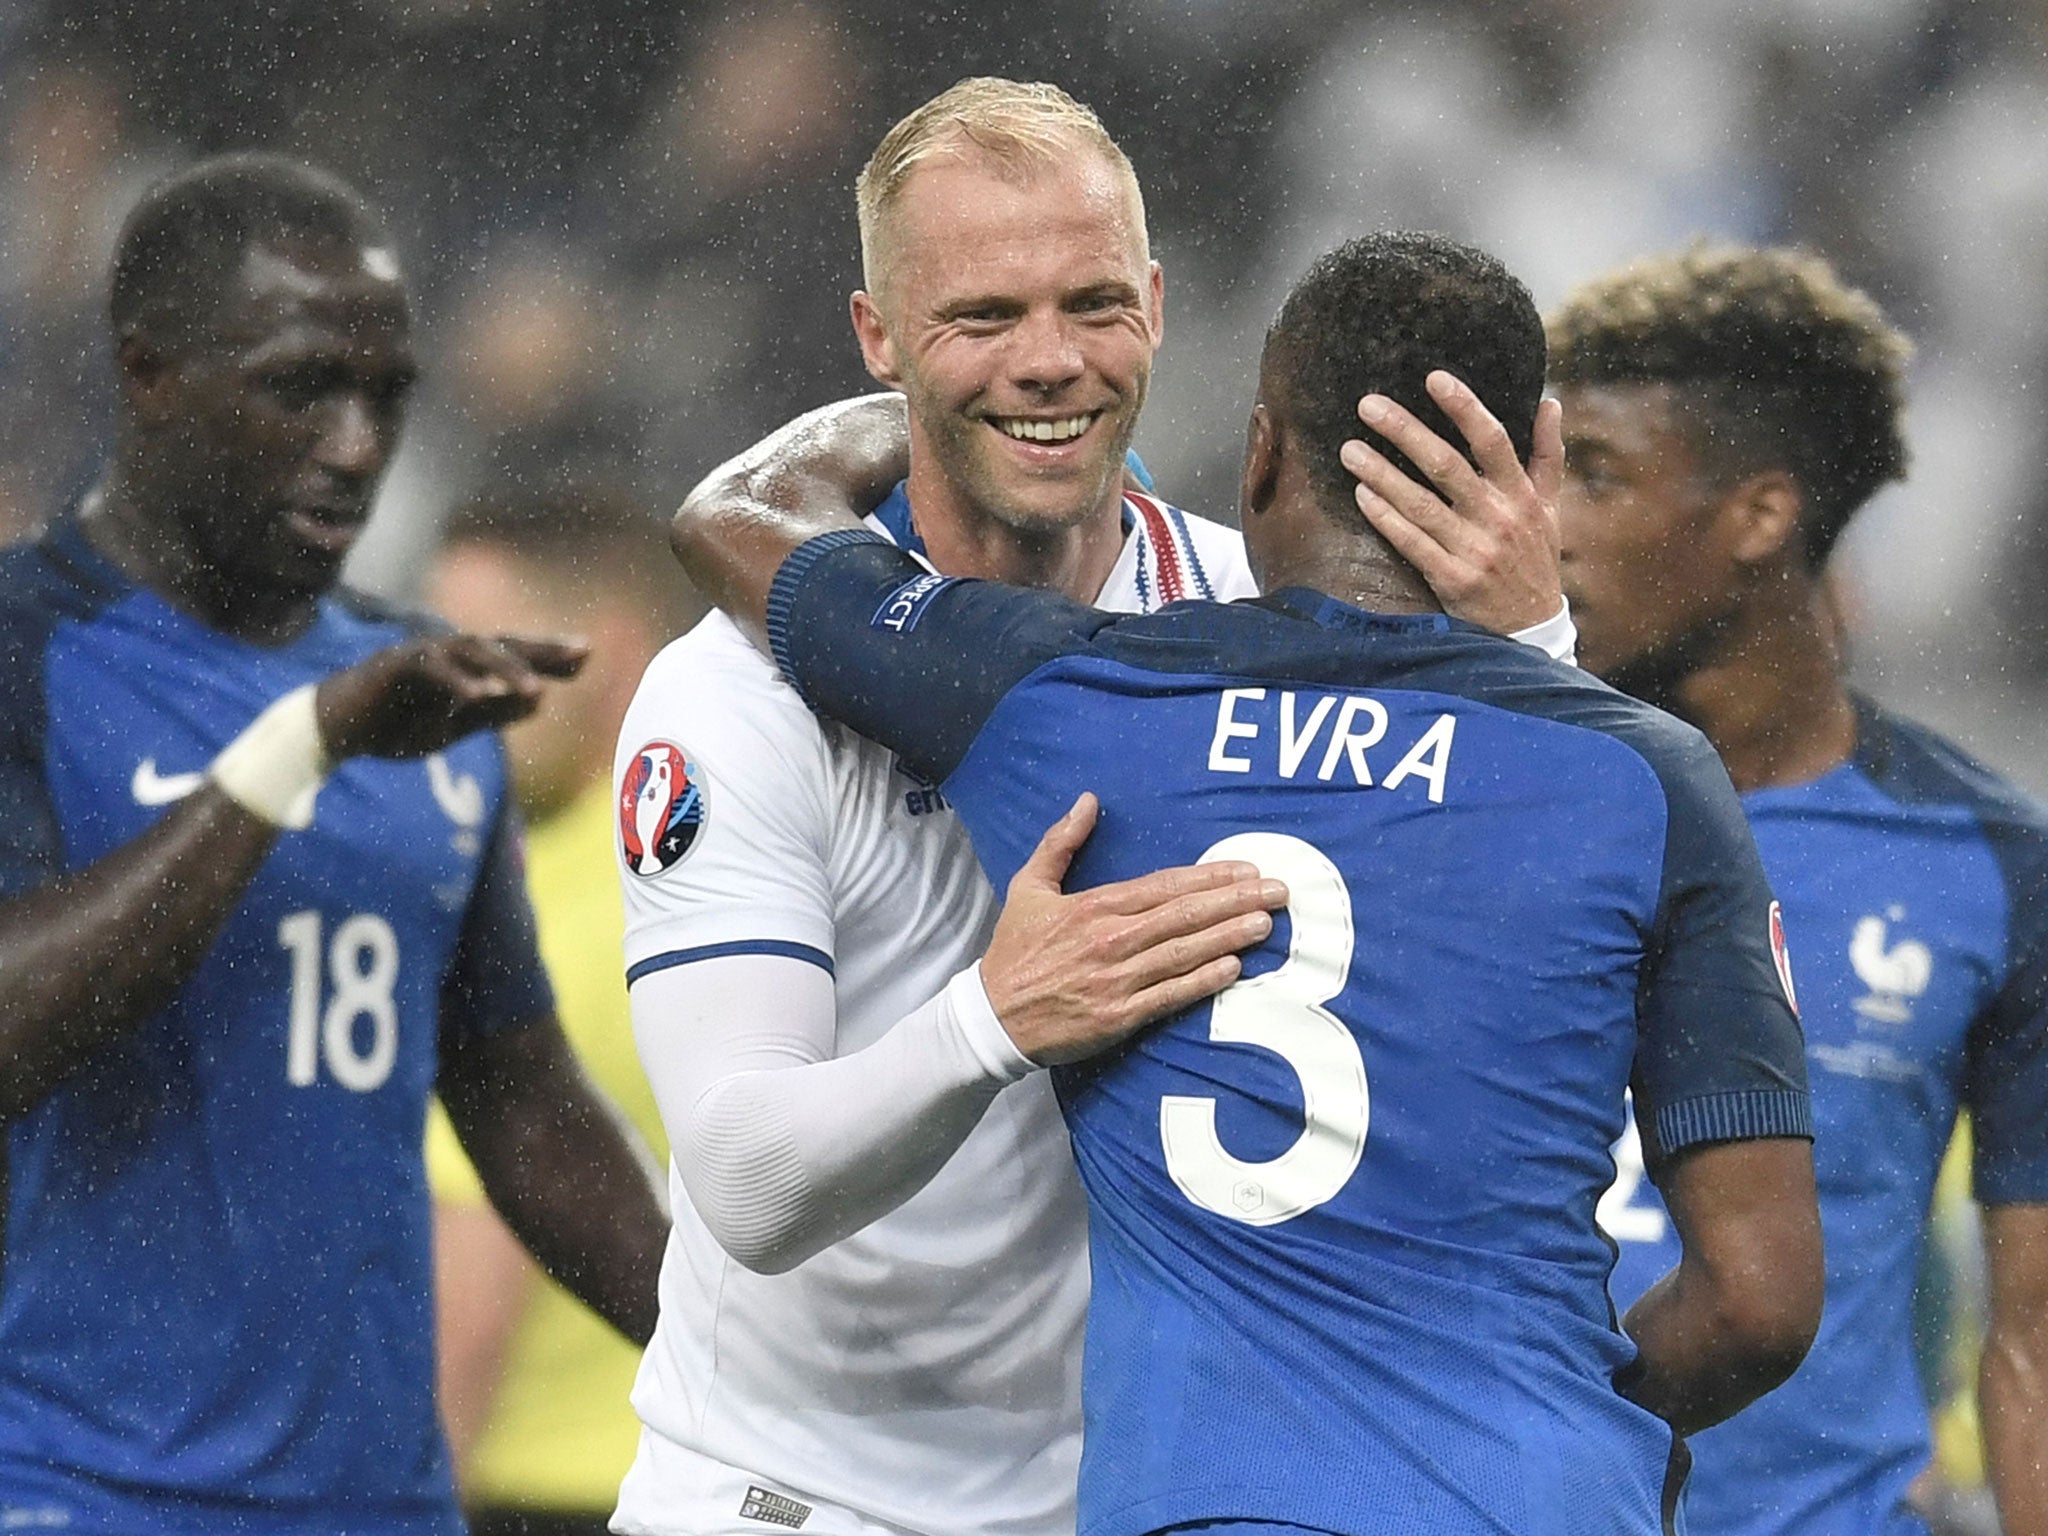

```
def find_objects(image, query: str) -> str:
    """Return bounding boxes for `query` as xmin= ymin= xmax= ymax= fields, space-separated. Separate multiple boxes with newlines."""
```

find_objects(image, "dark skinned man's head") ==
xmin=1547 ymin=244 xmax=1911 ymax=693
xmin=1245 ymin=232 xmax=1546 ymax=597
xmin=111 ymin=153 xmax=418 ymax=614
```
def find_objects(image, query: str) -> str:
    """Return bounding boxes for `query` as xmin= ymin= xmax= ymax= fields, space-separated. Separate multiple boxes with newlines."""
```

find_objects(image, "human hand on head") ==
xmin=981 ymin=792 xmax=1287 ymax=1066
xmin=1339 ymin=370 xmax=1566 ymax=636
xmin=315 ymin=634 xmax=588 ymax=760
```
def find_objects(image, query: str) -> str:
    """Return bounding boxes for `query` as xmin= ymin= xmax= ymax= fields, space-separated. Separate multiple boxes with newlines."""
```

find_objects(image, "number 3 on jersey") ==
xmin=1161 ymin=832 xmax=1368 ymax=1226
xmin=279 ymin=909 xmax=401 ymax=1091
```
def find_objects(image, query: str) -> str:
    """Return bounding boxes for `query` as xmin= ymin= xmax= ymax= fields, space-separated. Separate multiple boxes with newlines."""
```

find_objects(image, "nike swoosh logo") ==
xmin=132 ymin=759 xmax=206 ymax=806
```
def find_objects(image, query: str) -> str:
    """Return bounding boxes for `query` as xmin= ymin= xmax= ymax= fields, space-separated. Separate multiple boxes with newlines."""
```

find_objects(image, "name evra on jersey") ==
xmin=1206 ymin=687 xmax=1456 ymax=802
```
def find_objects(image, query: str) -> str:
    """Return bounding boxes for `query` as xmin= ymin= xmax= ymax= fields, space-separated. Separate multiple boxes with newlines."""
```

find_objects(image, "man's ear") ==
xmin=1147 ymin=259 xmax=1165 ymax=349
xmin=1726 ymin=470 xmax=1805 ymax=568
xmin=850 ymin=291 xmax=902 ymax=389
xmin=1240 ymin=402 xmax=1280 ymax=524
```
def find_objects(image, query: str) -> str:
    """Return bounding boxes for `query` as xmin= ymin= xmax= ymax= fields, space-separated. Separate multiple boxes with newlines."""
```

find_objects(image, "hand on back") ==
xmin=981 ymin=792 xmax=1287 ymax=1066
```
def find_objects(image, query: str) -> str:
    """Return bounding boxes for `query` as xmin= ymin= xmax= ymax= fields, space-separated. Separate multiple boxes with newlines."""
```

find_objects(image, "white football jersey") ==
xmin=611 ymin=496 xmax=1255 ymax=1536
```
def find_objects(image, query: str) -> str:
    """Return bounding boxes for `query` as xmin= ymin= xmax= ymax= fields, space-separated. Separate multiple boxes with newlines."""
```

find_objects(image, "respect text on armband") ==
xmin=1205 ymin=686 xmax=1457 ymax=802
xmin=872 ymin=573 xmax=960 ymax=635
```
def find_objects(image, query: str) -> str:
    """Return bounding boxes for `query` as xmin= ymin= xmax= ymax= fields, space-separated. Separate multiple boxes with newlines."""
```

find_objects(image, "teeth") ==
xmin=996 ymin=414 xmax=1095 ymax=443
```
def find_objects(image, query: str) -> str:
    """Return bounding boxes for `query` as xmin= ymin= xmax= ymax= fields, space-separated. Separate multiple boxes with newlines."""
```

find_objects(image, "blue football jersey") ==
xmin=0 ymin=520 xmax=553 ymax=1535
xmin=1603 ymin=699 xmax=2048 ymax=1536
xmin=767 ymin=533 xmax=1813 ymax=1536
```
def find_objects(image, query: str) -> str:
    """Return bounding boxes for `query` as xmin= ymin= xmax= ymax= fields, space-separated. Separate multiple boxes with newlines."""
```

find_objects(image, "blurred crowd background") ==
xmin=1 ymin=0 xmax=2038 ymax=1524
xmin=6 ymin=0 xmax=2048 ymax=792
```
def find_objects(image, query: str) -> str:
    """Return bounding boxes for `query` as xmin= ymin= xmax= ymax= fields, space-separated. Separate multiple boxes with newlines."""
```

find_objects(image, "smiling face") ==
xmin=1556 ymin=380 xmax=1748 ymax=697
xmin=852 ymin=145 xmax=1162 ymax=543
xmin=139 ymin=236 xmax=417 ymax=613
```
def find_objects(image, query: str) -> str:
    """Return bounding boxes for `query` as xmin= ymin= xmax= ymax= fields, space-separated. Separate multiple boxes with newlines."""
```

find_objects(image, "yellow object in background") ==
xmin=1923 ymin=1117 xmax=1986 ymax=1490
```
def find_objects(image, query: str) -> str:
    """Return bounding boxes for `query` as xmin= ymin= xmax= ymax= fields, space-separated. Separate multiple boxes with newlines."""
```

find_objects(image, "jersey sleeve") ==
xmin=1632 ymin=728 xmax=1814 ymax=1168
xmin=439 ymin=794 xmax=557 ymax=1039
xmin=768 ymin=530 xmax=1115 ymax=784
xmin=0 ymin=595 xmax=61 ymax=900
xmin=615 ymin=618 xmax=841 ymax=987
xmin=1967 ymin=817 xmax=2048 ymax=1204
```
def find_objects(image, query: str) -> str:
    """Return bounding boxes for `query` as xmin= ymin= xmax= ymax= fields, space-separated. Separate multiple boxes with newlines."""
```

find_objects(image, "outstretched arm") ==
xmin=1340 ymin=371 xmax=1569 ymax=643
xmin=671 ymin=393 xmax=909 ymax=649
xmin=0 ymin=634 xmax=581 ymax=1123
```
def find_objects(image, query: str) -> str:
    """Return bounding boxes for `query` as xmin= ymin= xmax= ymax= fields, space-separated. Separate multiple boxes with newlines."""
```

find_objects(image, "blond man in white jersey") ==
xmin=614 ymin=79 xmax=1571 ymax=1536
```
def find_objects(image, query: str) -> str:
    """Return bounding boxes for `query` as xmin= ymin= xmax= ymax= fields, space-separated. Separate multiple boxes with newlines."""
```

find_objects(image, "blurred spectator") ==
xmin=424 ymin=479 xmax=699 ymax=1536
xmin=0 ymin=47 xmax=170 ymax=540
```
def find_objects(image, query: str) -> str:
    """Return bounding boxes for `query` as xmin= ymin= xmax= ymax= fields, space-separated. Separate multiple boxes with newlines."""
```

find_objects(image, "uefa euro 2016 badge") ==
xmin=1769 ymin=899 xmax=1799 ymax=1018
xmin=620 ymin=741 xmax=706 ymax=877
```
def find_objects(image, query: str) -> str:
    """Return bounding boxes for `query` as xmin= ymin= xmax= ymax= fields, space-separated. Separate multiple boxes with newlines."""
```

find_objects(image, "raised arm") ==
xmin=0 ymin=634 xmax=581 ymax=1123
xmin=671 ymin=393 xmax=909 ymax=648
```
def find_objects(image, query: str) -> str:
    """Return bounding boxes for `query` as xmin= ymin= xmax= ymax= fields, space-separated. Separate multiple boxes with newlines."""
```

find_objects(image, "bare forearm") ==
xmin=0 ymin=790 xmax=277 ymax=1120
xmin=1982 ymin=1325 xmax=2048 ymax=1534
xmin=670 ymin=393 xmax=909 ymax=644
xmin=1620 ymin=1137 xmax=1822 ymax=1437
xmin=1981 ymin=1202 xmax=2048 ymax=1534
xmin=432 ymin=1200 xmax=536 ymax=1479
xmin=445 ymin=1028 xmax=666 ymax=1344
xmin=1618 ymin=1267 xmax=1801 ymax=1436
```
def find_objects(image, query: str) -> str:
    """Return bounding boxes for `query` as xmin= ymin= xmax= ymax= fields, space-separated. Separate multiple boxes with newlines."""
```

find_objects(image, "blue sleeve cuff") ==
xmin=766 ymin=528 xmax=890 ymax=700
xmin=1654 ymin=1087 xmax=1814 ymax=1157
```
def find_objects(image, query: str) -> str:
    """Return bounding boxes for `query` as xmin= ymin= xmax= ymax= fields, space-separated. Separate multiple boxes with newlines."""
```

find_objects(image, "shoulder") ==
xmin=0 ymin=529 xmax=124 ymax=644
xmin=0 ymin=533 xmax=128 ymax=733
xmin=1854 ymin=700 xmax=2048 ymax=938
xmin=619 ymin=611 xmax=824 ymax=776
xmin=1503 ymin=666 xmax=1718 ymax=782
xmin=633 ymin=611 xmax=804 ymax=713
xmin=1855 ymin=698 xmax=2048 ymax=836
xmin=1379 ymin=622 xmax=1721 ymax=788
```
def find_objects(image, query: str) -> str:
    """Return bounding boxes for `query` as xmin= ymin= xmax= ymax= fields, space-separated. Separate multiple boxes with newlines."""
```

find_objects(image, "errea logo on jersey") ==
xmin=738 ymin=1486 xmax=812 ymax=1529
xmin=621 ymin=741 xmax=706 ymax=877
xmin=1769 ymin=901 xmax=1799 ymax=1017
xmin=896 ymin=759 xmax=952 ymax=817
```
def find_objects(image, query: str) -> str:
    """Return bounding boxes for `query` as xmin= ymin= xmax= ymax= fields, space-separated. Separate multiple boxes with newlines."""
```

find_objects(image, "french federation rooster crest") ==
xmin=620 ymin=742 xmax=706 ymax=876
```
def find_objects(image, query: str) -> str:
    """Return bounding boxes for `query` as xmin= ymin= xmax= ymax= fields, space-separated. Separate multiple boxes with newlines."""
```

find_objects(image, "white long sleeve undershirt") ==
xmin=630 ymin=954 xmax=1036 ymax=1275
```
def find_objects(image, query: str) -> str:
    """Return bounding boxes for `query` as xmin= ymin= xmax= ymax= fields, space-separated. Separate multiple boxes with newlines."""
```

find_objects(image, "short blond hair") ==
xmin=855 ymin=77 xmax=1147 ymax=297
